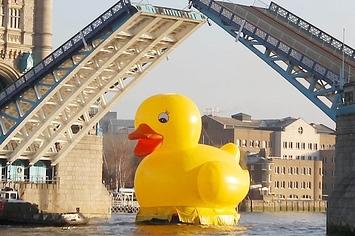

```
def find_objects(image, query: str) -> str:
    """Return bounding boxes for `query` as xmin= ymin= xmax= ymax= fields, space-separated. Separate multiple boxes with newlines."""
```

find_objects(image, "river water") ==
xmin=0 ymin=212 xmax=326 ymax=235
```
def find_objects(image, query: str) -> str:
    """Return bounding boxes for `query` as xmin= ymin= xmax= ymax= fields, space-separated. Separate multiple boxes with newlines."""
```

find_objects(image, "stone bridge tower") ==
xmin=0 ymin=0 xmax=52 ymax=91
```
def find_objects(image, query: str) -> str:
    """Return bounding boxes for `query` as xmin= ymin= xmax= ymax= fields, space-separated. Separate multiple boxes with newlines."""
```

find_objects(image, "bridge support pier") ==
xmin=19 ymin=135 xmax=111 ymax=218
xmin=327 ymin=83 xmax=355 ymax=234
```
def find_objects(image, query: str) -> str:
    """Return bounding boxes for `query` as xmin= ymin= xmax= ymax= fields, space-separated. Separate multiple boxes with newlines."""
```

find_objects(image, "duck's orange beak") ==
xmin=128 ymin=124 xmax=163 ymax=157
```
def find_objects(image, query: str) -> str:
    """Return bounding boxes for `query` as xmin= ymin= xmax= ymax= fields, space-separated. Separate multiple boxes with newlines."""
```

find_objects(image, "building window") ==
xmin=254 ymin=140 xmax=259 ymax=148
xmin=298 ymin=127 xmax=303 ymax=134
xmin=250 ymin=140 xmax=254 ymax=147
xmin=308 ymin=156 xmax=312 ymax=160
xmin=288 ymin=155 xmax=293 ymax=160
xmin=296 ymin=142 xmax=300 ymax=149
xmin=9 ymin=8 xmax=21 ymax=29
xmin=301 ymin=143 xmax=306 ymax=149
xmin=314 ymin=143 xmax=318 ymax=150
xmin=308 ymin=143 xmax=313 ymax=150
xmin=309 ymin=168 xmax=312 ymax=175
xmin=236 ymin=139 xmax=240 ymax=147
xmin=0 ymin=6 xmax=4 ymax=27
xmin=288 ymin=142 xmax=293 ymax=149
xmin=283 ymin=141 xmax=288 ymax=149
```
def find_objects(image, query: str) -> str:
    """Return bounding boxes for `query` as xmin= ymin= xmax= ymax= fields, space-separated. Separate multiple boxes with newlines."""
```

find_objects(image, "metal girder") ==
xmin=268 ymin=2 xmax=355 ymax=64
xmin=192 ymin=0 xmax=343 ymax=121
xmin=6 ymin=15 xmax=163 ymax=164
xmin=0 ymin=4 xmax=205 ymax=165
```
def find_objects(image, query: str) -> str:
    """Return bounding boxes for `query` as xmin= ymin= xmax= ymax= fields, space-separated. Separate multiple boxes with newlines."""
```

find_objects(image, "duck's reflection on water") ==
xmin=133 ymin=224 xmax=247 ymax=235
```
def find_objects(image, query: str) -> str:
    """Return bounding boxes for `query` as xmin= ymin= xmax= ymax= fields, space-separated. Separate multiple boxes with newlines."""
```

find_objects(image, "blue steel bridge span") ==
xmin=0 ymin=0 xmax=205 ymax=168
xmin=1 ymin=0 xmax=355 ymax=169
xmin=191 ymin=0 xmax=355 ymax=122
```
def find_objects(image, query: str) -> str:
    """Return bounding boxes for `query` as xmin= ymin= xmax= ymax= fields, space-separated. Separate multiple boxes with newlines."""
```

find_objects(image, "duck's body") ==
xmin=129 ymin=94 xmax=250 ymax=225
xmin=135 ymin=144 xmax=249 ymax=207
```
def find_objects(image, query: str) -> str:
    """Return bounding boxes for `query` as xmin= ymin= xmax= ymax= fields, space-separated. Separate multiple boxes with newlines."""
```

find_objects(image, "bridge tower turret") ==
xmin=33 ymin=0 xmax=52 ymax=63
xmin=0 ymin=0 xmax=52 ymax=90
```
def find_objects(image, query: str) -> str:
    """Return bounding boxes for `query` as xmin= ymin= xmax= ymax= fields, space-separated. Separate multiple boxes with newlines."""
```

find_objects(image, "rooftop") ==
xmin=204 ymin=113 xmax=335 ymax=134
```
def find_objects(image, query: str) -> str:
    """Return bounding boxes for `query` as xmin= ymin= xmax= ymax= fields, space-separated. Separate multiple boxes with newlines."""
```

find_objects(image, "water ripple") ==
xmin=0 ymin=212 xmax=326 ymax=236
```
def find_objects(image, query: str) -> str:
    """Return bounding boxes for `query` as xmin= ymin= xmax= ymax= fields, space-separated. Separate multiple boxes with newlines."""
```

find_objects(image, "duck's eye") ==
xmin=158 ymin=112 xmax=169 ymax=123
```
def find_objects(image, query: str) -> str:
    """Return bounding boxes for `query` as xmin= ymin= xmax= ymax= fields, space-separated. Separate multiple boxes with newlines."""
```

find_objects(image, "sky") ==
xmin=52 ymin=0 xmax=355 ymax=129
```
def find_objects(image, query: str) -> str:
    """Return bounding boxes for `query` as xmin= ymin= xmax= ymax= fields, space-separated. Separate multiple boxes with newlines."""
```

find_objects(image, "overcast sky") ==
xmin=52 ymin=0 xmax=355 ymax=129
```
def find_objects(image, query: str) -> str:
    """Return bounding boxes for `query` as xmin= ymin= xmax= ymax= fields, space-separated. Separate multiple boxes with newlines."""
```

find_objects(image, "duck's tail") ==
xmin=220 ymin=143 xmax=248 ymax=170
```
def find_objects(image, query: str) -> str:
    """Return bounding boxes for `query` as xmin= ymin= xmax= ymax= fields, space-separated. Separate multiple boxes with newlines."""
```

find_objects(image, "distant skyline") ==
xmin=53 ymin=0 xmax=355 ymax=129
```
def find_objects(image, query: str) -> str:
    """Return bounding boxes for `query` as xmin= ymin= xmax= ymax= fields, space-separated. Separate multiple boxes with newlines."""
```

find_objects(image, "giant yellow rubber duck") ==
xmin=128 ymin=93 xmax=250 ymax=226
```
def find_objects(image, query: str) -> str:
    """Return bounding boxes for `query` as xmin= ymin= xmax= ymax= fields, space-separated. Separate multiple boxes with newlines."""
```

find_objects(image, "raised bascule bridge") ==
xmin=191 ymin=0 xmax=355 ymax=233
xmin=0 ymin=0 xmax=205 ymax=217
xmin=0 ymin=0 xmax=354 ymax=232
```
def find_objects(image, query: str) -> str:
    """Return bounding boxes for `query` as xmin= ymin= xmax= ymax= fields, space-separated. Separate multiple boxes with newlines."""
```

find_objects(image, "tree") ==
xmin=103 ymin=129 xmax=139 ymax=190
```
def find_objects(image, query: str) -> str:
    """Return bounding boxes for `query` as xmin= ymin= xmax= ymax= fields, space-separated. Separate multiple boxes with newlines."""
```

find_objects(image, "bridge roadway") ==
xmin=192 ymin=0 xmax=355 ymax=121
xmin=0 ymin=1 xmax=205 ymax=165
xmin=219 ymin=1 xmax=355 ymax=81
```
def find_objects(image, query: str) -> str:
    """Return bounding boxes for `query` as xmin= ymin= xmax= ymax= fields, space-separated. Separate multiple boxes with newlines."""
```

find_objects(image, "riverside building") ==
xmin=201 ymin=113 xmax=335 ymax=198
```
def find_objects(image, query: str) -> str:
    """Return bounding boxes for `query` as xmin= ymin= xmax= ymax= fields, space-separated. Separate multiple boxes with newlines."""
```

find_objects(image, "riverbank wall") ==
xmin=1 ymin=135 xmax=111 ymax=218
xmin=240 ymin=200 xmax=326 ymax=212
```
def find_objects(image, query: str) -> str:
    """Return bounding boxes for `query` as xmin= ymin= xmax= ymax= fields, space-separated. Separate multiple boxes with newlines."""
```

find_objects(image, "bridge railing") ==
xmin=0 ymin=0 xmax=133 ymax=108
xmin=268 ymin=2 xmax=355 ymax=62
xmin=134 ymin=4 xmax=205 ymax=21
xmin=192 ymin=0 xmax=340 ymax=85
xmin=111 ymin=188 xmax=139 ymax=214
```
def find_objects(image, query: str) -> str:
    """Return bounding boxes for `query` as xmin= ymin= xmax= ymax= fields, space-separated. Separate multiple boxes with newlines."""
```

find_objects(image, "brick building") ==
xmin=201 ymin=113 xmax=335 ymax=197
xmin=248 ymin=156 xmax=322 ymax=200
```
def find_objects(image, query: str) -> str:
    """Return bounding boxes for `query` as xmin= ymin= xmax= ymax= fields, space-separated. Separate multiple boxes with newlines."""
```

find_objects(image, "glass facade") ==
xmin=7 ymin=160 xmax=25 ymax=181
xmin=29 ymin=161 xmax=47 ymax=183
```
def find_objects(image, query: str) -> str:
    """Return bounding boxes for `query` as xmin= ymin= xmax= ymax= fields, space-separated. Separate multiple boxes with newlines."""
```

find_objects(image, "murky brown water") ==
xmin=0 ymin=212 xmax=326 ymax=235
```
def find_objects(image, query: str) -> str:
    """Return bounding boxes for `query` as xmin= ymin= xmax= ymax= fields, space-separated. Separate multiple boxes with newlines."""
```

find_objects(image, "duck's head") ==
xmin=129 ymin=93 xmax=202 ymax=157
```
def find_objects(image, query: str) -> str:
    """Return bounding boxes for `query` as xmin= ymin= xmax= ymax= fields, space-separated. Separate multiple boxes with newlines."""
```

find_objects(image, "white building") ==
xmin=274 ymin=119 xmax=320 ymax=160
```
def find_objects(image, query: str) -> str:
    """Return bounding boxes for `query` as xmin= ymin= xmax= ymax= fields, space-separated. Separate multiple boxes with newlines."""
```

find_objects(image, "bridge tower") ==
xmin=0 ymin=0 xmax=52 ymax=91
xmin=327 ymin=82 xmax=355 ymax=233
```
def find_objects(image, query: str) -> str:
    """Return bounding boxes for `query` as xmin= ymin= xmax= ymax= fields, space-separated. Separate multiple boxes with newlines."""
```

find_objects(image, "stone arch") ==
xmin=0 ymin=62 xmax=19 ymax=92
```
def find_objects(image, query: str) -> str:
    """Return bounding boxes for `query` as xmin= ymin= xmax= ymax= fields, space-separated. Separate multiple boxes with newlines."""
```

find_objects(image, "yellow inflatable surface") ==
xmin=128 ymin=94 xmax=250 ymax=226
